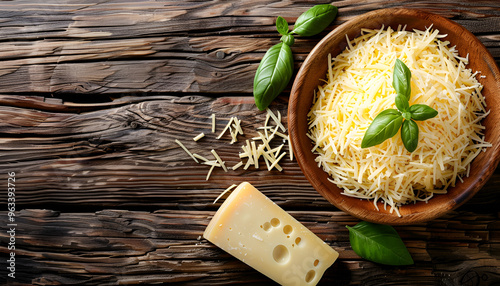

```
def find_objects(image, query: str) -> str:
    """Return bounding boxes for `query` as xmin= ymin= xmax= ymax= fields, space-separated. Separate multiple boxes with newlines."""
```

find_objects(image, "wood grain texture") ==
xmin=0 ymin=209 xmax=499 ymax=285
xmin=0 ymin=0 xmax=499 ymax=285
xmin=0 ymin=94 xmax=498 ymax=212
xmin=0 ymin=0 xmax=497 ymax=94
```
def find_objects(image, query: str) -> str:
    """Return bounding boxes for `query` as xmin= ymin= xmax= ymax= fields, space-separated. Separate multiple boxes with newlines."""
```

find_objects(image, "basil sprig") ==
xmin=346 ymin=221 xmax=414 ymax=266
xmin=361 ymin=59 xmax=438 ymax=152
xmin=292 ymin=4 xmax=338 ymax=36
xmin=253 ymin=4 xmax=338 ymax=110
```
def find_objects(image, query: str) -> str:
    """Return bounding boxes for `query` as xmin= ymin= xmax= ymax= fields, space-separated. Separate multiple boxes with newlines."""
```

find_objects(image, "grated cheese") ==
xmin=177 ymin=108 xmax=294 ymax=180
xmin=268 ymin=152 xmax=287 ymax=171
xmin=175 ymin=139 xmax=199 ymax=163
xmin=213 ymin=184 xmax=238 ymax=204
xmin=243 ymin=155 xmax=254 ymax=170
xmin=193 ymin=132 xmax=205 ymax=141
xmin=206 ymin=165 xmax=216 ymax=181
xmin=211 ymin=113 xmax=216 ymax=133
xmin=203 ymin=160 xmax=222 ymax=167
xmin=217 ymin=116 xmax=244 ymax=144
xmin=251 ymin=141 xmax=259 ymax=169
xmin=308 ymin=26 xmax=490 ymax=215
xmin=217 ymin=117 xmax=234 ymax=140
xmin=232 ymin=161 xmax=244 ymax=170
xmin=193 ymin=153 xmax=209 ymax=162
xmin=211 ymin=149 xmax=227 ymax=172
xmin=267 ymin=109 xmax=286 ymax=132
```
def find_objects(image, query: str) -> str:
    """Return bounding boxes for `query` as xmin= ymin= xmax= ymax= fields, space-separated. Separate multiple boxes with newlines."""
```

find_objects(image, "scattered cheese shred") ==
xmin=175 ymin=139 xmax=199 ymax=163
xmin=211 ymin=149 xmax=228 ymax=172
xmin=213 ymin=184 xmax=238 ymax=204
xmin=203 ymin=160 xmax=221 ymax=167
xmin=251 ymin=141 xmax=259 ymax=169
xmin=232 ymin=161 xmax=244 ymax=170
xmin=217 ymin=117 xmax=234 ymax=140
xmin=211 ymin=114 xmax=216 ymax=133
xmin=206 ymin=165 xmax=216 ymax=181
xmin=243 ymin=155 xmax=254 ymax=170
xmin=269 ymin=152 xmax=287 ymax=171
xmin=193 ymin=153 xmax=209 ymax=162
xmin=193 ymin=132 xmax=205 ymax=141
xmin=233 ymin=118 xmax=244 ymax=135
xmin=267 ymin=108 xmax=286 ymax=132
xmin=177 ymin=109 xmax=294 ymax=180
xmin=308 ymin=26 xmax=490 ymax=215
xmin=217 ymin=116 xmax=244 ymax=144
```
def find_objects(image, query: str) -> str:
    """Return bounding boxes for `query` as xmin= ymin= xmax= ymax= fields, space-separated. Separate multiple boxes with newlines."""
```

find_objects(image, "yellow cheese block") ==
xmin=204 ymin=182 xmax=339 ymax=286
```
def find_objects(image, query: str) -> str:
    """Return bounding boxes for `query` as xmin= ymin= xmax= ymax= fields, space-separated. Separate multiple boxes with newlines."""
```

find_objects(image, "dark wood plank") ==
xmin=0 ymin=94 xmax=498 ymax=212
xmin=0 ymin=209 xmax=498 ymax=285
xmin=0 ymin=0 xmax=497 ymax=94
xmin=0 ymin=1 xmax=499 ymax=285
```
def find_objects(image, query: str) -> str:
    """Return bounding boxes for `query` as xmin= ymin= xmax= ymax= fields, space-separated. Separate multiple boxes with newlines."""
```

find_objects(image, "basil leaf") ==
xmin=401 ymin=119 xmax=419 ymax=152
xmin=395 ymin=93 xmax=409 ymax=112
xmin=393 ymin=59 xmax=411 ymax=101
xmin=361 ymin=109 xmax=403 ymax=148
xmin=409 ymin=104 xmax=438 ymax=121
xmin=402 ymin=111 xmax=412 ymax=120
xmin=280 ymin=34 xmax=295 ymax=46
xmin=276 ymin=16 xmax=289 ymax=36
xmin=346 ymin=221 xmax=414 ymax=266
xmin=292 ymin=4 xmax=337 ymax=36
xmin=253 ymin=42 xmax=294 ymax=111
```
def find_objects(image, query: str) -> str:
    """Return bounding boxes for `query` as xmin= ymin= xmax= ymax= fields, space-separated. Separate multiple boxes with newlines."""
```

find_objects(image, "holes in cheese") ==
xmin=273 ymin=244 xmax=290 ymax=264
xmin=283 ymin=225 xmax=293 ymax=235
xmin=271 ymin=218 xmax=281 ymax=227
xmin=305 ymin=270 xmax=316 ymax=283
xmin=203 ymin=182 xmax=339 ymax=286
xmin=314 ymin=259 xmax=319 ymax=267
xmin=295 ymin=237 xmax=302 ymax=246
xmin=262 ymin=222 xmax=272 ymax=232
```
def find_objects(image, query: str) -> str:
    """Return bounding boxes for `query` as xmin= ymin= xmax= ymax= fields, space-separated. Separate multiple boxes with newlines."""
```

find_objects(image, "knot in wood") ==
xmin=461 ymin=270 xmax=480 ymax=286
xmin=216 ymin=51 xmax=225 ymax=59
xmin=129 ymin=121 xmax=141 ymax=129
xmin=88 ymin=137 xmax=103 ymax=147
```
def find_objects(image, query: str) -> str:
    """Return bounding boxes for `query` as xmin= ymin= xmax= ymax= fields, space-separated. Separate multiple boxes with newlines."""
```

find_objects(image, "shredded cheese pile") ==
xmin=307 ymin=26 xmax=490 ymax=216
xmin=176 ymin=108 xmax=293 ymax=181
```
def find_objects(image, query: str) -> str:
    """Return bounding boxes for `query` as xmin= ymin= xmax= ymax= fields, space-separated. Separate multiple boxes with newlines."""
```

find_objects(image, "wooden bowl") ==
xmin=288 ymin=8 xmax=500 ymax=225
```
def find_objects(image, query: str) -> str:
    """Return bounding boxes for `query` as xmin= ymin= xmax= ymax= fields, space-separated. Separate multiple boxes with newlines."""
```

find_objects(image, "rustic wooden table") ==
xmin=0 ymin=0 xmax=499 ymax=285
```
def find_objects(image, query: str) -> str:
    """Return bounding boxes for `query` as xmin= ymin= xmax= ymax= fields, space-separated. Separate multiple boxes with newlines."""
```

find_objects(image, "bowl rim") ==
xmin=288 ymin=8 xmax=500 ymax=225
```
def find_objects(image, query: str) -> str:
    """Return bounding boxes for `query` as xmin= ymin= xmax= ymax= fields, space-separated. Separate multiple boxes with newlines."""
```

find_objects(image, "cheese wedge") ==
xmin=204 ymin=182 xmax=339 ymax=286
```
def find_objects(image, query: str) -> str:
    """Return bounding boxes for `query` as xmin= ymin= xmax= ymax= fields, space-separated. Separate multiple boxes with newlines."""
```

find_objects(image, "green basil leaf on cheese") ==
xmin=409 ymin=104 xmax=438 ymax=121
xmin=361 ymin=109 xmax=403 ymax=149
xmin=401 ymin=119 xmax=419 ymax=152
xmin=395 ymin=93 xmax=410 ymax=113
xmin=393 ymin=59 xmax=412 ymax=101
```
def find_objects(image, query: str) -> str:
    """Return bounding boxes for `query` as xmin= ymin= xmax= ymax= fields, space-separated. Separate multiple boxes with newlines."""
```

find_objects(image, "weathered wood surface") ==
xmin=0 ymin=209 xmax=499 ymax=285
xmin=0 ymin=94 xmax=499 ymax=212
xmin=1 ymin=96 xmax=499 ymax=285
xmin=0 ymin=0 xmax=499 ymax=285
xmin=0 ymin=0 xmax=497 ymax=95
